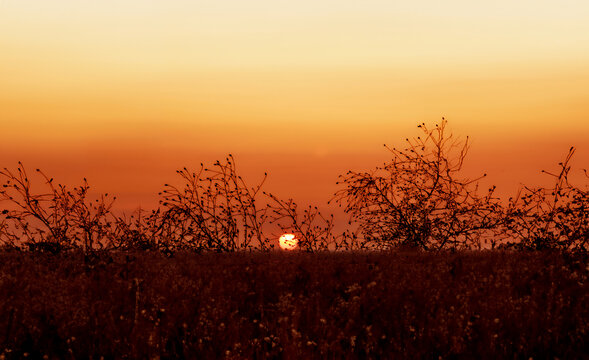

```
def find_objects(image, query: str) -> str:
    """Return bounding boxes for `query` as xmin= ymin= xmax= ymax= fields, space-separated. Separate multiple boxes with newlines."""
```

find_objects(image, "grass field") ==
xmin=0 ymin=250 xmax=587 ymax=359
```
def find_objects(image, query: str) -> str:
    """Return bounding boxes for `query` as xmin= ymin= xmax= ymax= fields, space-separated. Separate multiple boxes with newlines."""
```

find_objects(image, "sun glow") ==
xmin=278 ymin=233 xmax=298 ymax=251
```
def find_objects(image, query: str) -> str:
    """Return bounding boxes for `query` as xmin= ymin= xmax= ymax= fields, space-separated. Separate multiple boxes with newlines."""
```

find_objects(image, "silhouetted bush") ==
xmin=333 ymin=119 xmax=503 ymax=250
xmin=108 ymin=208 xmax=169 ymax=251
xmin=156 ymin=155 xmax=272 ymax=251
xmin=155 ymin=156 xmax=341 ymax=251
xmin=501 ymin=147 xmax=588 ymax=251
xmin=0 ymin=157 xmax=341 ymax=252
xmin=265 ymin=193 xmax=340 ymax=251
xmin=2 ymin=120 xmax=587 ymax=253
xmin=0 ymin=163 xmax=115 ymax=252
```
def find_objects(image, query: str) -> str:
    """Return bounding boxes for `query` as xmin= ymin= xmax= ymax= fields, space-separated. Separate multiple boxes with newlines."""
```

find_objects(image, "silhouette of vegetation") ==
xmin=1 ymin=119 xmax=587 ymax=253
xmin=155 ymin=156 xmax=272 ymax=252
xmin=0 ymin=251 xmax=586 ymax=359
xmin=107 ymin=208 xmax=171 ymax=252
xmin=501 ymin=147 xmax=588 ymax=251
xmin=0 ymin=163 xmax=115 ymax=252
xmin=0 ymin=156 xmax=339 ymax=252
xmin=149 ymin=155 xmax=339 ymax=252
xmin=333 ymin=119 xmax=504 ymax=251
xmin=265 ymin=193 xmax=339 ymax=251
xmin=1 ymin=119 xmax=588 ymax=358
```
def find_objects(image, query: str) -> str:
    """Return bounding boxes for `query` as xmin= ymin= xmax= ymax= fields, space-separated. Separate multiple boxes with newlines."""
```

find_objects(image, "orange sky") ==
xmin=1 ymin=0 xmax=588 ymax=215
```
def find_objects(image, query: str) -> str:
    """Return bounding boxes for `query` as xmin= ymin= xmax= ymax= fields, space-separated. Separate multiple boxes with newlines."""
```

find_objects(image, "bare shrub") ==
xmin=156 ymin=155 xmax=272 ymax=251
xmin=155 ymin=156 xmax=347 ymax=252
xmin=265 ymin=194 xmax=339 ymax=251
xmin=152 ymin=155 xmax=355 ymax=252
xmin=502 ymin=147 xmax=588 ymax=251
xmin=333 ymin=119 xmax=503 ymax=250
xmin=6 ymin=129 xmax=585 ymax=253
xmin=107 ymin=208 xmax=168 ymax=251
xmin=0 ymin=162 xmax=115 ymax=252
xmin=1 ymin=156 xmax=344 ymax=253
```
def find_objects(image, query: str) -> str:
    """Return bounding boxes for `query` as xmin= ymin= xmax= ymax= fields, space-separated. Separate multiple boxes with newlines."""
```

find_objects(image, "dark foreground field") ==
xmin=0 ymin=250 xmax=587 ymax=359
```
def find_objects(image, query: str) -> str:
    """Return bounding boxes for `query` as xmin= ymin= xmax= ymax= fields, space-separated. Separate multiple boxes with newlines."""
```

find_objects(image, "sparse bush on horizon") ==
xmin=1 ymin=119 xmax=587 ymax=253
xmin=0 ymin=156 xmax=339 ymax=252
xmin=155 ymin=156 xmax=272 ymax=252
xmin=333 ymin=119 xmax=504 ymax=251
xmin=501 ymin=147 xmax=588 ymax=251
xmin=0 ymin=163 xmax=116 ymax=252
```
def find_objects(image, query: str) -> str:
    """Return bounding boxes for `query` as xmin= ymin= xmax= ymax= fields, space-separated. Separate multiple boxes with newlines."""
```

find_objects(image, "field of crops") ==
xmin=0 ymin=250 xmax=587 ymax=359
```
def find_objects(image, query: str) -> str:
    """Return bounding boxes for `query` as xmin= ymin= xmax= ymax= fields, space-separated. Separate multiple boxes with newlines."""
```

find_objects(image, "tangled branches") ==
xmin=334 ymin=119 xmax=503 ymax=250
xmin=503 ymin=147 xmax=588 ymax=251
xmin=1 ymin=156 xmax=340 ymax=252
xmin=156 ymin=155 xmax=271 ymax=251
xmin=1 ymin=120 xmax=587 ymax=253
xmin=0 ymin=163 xmax=115 ymax=252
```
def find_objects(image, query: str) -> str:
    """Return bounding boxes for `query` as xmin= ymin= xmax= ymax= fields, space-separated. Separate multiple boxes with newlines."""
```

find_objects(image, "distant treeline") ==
xmin=1 ymin=119 xmax=587 ymax=253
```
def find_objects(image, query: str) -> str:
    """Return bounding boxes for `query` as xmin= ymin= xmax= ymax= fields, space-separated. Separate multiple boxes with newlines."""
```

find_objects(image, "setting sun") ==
xmin=278 ymin=233 xmax=298 ymax=251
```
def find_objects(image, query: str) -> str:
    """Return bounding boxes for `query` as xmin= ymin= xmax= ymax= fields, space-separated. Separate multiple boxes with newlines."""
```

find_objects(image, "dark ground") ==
xmin=0 ymin=250 xmax=587 ymax=359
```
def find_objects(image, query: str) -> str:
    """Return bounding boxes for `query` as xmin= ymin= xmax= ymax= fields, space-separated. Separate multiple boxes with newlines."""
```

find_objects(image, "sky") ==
xmin=1 ymin=0 xmax=588 ymax=214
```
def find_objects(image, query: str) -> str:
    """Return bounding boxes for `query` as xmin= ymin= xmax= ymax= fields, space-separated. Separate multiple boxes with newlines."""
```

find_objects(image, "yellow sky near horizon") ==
xmin=1 ymin=0 xmax=589 ymax=211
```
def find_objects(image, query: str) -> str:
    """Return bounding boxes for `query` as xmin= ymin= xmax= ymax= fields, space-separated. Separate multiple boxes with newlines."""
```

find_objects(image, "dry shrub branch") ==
xmin=156 ymin=155 xmax=271 ymax=251
xmin=1 ymin=119 xmax=587 ymax=253
xmin=333 ymin=119 xmax=503 ymax=250
xmin=265 ymin=193 xmax=339 ymax=251
xmin=502 ymin=147 xmax=588 ymax=251
xmin=0 ymin=162 xmax=115 ymax=252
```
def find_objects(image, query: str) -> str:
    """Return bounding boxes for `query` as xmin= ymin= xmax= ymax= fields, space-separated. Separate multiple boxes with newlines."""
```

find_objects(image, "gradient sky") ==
xmin=1 ymin=0 xmax=588 ymax=213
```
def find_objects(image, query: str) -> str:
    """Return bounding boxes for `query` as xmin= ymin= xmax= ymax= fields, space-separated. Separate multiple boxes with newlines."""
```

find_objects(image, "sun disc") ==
xmin=278 ymin=233 xmax=298 ymax=250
